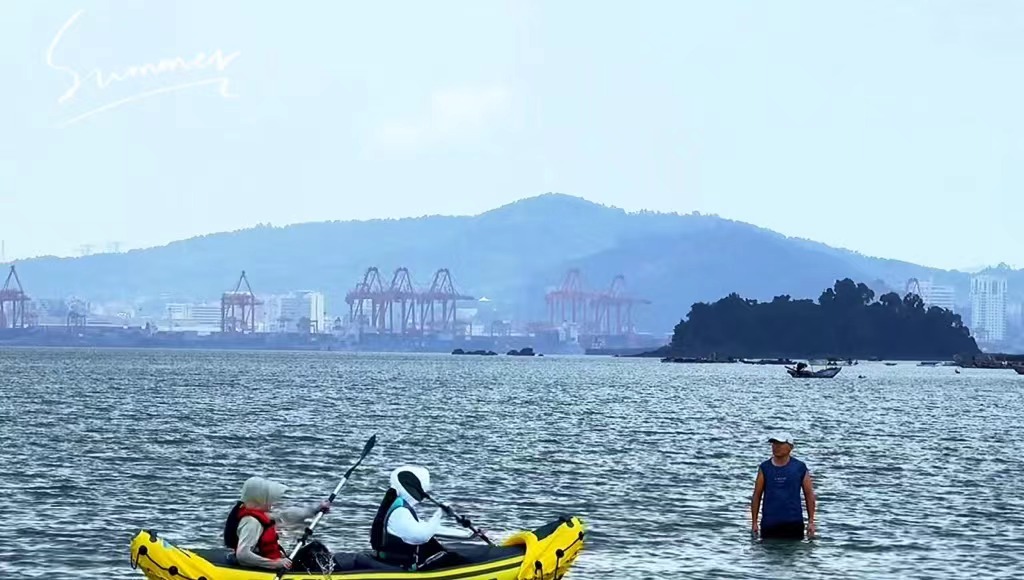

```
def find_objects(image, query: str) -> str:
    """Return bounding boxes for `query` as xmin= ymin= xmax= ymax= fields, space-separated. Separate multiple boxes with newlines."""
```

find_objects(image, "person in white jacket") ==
xmin=369 ymin=465 xmax=475 ymax=570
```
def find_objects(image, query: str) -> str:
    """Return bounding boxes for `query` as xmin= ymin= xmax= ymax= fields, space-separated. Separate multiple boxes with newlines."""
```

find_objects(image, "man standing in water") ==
xmin=750 ymin=432 xmax=816 ymax=539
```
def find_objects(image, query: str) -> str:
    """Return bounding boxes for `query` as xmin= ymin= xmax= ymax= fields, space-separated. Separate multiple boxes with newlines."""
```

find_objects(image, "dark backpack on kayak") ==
xmin=223 ymin=501 xmax=244 ymax=549
xmin=293 ymin=540 xmax=334 ymax=573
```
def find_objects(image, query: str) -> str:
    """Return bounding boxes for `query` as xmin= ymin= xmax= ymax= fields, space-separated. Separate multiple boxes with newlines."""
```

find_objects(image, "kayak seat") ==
xmin=190 ymin=547 xmax=403 ymax=573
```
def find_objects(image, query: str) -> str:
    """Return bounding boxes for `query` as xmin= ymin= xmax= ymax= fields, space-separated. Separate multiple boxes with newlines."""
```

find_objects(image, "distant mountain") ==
xmin=6 ymin=193 xmax=1014 ymax=333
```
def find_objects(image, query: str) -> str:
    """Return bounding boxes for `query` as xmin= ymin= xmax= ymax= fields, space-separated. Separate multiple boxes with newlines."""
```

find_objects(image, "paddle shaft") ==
xmin=427 ymin=496 xmax=495 ymax=546
xmin=285 ymin=477 xmax=345 ymax=558
xmin=275 ymin=434 xmax=377 ymax=578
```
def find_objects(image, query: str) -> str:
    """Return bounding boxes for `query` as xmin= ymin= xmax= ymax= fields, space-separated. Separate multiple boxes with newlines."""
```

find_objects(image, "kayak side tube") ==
xmin=130 ymin=530 xmax=212 ymax=580
xmin=504 ymin=515 xmax=586 ymax=580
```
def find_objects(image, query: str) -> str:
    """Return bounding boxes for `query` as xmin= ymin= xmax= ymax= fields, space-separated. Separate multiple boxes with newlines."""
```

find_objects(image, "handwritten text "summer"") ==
xmin=46 ymin=10 xmax=242 ymax=127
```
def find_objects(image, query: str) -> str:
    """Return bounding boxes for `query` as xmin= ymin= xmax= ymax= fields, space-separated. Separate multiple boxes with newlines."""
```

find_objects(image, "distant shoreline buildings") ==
xmin=970 ymin=274 xmax=1008 ymax=343
xmin=916 ymin=279 xmax=956 ymax=312
xmin=165 ymin=291 xmax=327 ymax=333
xmin=907 ymin=272 xmax=1022 ymax=350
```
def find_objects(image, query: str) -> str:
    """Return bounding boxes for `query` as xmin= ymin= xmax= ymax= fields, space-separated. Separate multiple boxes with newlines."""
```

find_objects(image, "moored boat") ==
xmin=785 ymin=362 xmax=842 ymax=378
xmin=809 ymin=358 xmax=857 ymax=366
xmin=741 ymin=358 xmax=796 ymax=365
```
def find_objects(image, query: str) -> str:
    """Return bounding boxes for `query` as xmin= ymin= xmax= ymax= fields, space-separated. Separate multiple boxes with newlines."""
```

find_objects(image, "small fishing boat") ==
xmin=786 ymin=362 xmax=842 ymax=379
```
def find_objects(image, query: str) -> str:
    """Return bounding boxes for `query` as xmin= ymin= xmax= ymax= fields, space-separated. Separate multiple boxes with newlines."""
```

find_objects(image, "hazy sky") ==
xmin=1 ymin=1 xmax=1021 ymax=270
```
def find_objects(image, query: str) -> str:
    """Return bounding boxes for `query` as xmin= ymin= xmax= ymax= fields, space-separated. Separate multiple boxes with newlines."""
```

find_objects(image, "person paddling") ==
xmin=750 ymin=433 xmax=817 ymax=540
xmin=223 ymin=476 xmax=330 ymax=571
xmin=370 ymin=465 xmax=475 ymax=570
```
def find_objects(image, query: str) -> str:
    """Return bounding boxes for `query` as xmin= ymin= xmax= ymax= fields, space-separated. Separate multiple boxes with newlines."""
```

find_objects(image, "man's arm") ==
xmin=272 ymin=503 xmax=320 ymax=527
xmin=436 ymin=524 xmax=475 ymax=539
xmin=802 ymin=471 xmax=816 ymax=535
xmin=750 ymin=468 xmax=765 ymax=533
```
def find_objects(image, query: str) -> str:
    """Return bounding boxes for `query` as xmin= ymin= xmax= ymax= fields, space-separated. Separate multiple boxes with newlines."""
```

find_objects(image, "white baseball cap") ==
xmin=768 ymin=432 xmax=795 ymax=445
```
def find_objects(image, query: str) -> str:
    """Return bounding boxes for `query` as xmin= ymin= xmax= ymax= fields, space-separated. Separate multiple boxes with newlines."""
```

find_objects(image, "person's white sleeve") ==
xmin=272 ymin=503 xmax=319 ymax=527
xmin=235 ymin=517 xmax=279 ymax=569
xmin=386 ymin=507 xmax=442 ymax=545
xmin=436 ymin=524 xmax=475 ymax=539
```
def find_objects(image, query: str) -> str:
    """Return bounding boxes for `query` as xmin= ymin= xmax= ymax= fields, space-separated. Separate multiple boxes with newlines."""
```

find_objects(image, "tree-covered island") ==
xmin=658 ymin=278 xmax=981 ymax=360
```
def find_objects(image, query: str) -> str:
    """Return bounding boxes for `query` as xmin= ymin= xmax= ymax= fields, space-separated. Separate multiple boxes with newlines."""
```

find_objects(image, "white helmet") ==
xmin=390 ymin=465 xmax=431 ymax=506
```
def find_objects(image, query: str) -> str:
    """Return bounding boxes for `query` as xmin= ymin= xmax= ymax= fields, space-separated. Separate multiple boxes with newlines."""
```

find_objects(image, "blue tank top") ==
xmin=759 ymin=457 xmax=807 ymax=527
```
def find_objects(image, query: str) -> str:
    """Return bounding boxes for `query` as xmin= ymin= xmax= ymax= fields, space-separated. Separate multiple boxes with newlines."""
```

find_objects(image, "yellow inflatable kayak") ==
xmin=129 ymin=516 xmax=585 ymax=580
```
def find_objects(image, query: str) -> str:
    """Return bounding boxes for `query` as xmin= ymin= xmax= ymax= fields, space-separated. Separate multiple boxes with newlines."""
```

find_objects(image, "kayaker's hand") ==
xmin=276 ymin=558 xmax=293 ymax=571
xmin=806 ymin=521 xmax=816 ymax=538
xmin=318 ymin=501 xmax=331 ymax=513
xmin=751 ymin=522 xmax=759 ymax=537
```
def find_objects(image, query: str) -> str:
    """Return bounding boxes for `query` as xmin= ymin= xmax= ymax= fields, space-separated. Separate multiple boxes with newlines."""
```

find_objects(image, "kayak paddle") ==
xmin=277 ymin=433 xmax=378 ymax=578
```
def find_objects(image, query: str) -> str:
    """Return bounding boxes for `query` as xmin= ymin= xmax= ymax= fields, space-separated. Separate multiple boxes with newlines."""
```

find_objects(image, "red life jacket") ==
xmin=236 ymin=506 xmax=284 ymax=560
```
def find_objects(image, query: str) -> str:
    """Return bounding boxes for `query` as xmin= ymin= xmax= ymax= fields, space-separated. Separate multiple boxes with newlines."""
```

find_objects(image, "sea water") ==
xmin=1 ymin=349 xmax=1022 ymax=579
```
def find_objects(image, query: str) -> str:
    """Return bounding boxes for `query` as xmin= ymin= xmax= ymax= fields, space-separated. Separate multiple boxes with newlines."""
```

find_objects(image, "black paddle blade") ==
xmin=360 ymin=434 xmax=378 ymax=460
xmin=344 ymin=434 xmax=378 ymax=479
xmin=397 ymin=470 xmax=427 ymax=502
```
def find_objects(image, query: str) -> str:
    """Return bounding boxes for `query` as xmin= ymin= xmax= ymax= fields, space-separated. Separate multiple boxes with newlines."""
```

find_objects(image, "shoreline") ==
xmin=0 ymin=327 xmax=657 ymax=355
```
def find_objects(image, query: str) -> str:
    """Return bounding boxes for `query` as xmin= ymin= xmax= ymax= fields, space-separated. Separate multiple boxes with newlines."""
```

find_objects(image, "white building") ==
xmin=970 ymin=275 xmax=1007 ymax=342
xmin=918 ymin=280 xmax=956 ymax=311
xmin=165 ymin=303 xmax=223 ymax=330
xmin=1006 ymin=302 xmax=1023 ymax=327
xmin=265 ymin=291 xmax=326 ymax=333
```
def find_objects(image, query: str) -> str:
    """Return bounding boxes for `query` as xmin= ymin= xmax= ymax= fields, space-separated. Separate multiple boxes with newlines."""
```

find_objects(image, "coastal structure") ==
xmin=0 ymin=262 xmax=659 ymax=353
xmin=970 ymin=274 xmax=1007 ymax=342
xmin=906 ymin=277 xmax=956 ymax=311
xmin=0 ymin=265 xmax=29 ymax=329
xmin=919 ymin=280 xmax=956 ymax=311
xmin=166 ymin=303 xmax=223 ymax=331
xmin=264 ymin=291 xmax=326 ymax=333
